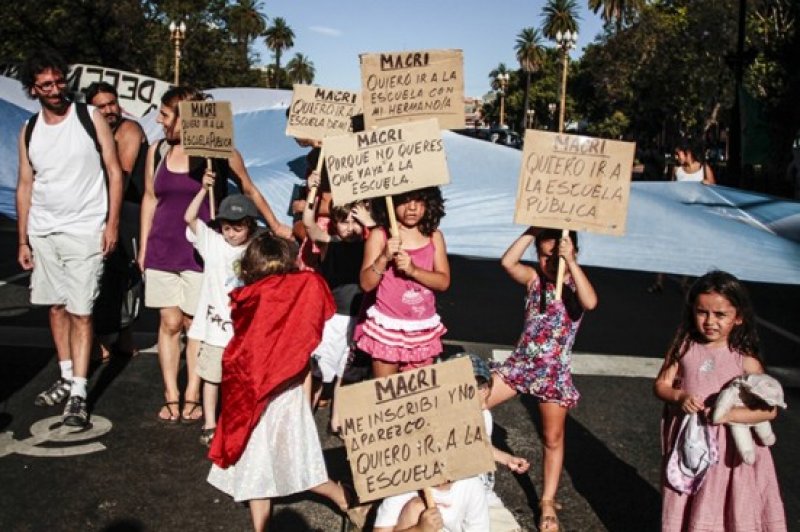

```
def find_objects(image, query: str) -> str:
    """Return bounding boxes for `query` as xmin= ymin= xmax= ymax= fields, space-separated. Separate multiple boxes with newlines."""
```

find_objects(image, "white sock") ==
xmin=59 ymin=360 xmax=73 ymax=381
xmin=70 ymin=377 xmax=87 ymax=399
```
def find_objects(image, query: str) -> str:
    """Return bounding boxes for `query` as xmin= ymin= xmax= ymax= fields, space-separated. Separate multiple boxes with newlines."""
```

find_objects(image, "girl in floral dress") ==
xmin=488 ymin=227 xmax=598 ymax=532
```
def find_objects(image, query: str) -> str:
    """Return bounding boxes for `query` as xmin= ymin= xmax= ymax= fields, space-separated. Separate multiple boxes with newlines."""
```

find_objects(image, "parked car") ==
xmin=453 ymin=127 xmax=523 ymax=149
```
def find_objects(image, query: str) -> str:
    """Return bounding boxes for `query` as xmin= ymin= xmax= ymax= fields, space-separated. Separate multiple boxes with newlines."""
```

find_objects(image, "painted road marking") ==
xmin=0 ymin=415 xmax=112 ymax=458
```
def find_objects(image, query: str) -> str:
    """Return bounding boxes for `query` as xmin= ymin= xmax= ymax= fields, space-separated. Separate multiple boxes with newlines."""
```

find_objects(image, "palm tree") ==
xmin=263 ymin=17 xmax=294 ymax=88
xmin=515 ymin=27 xmax=545 ymax=130
xmin=228 ymin=0 xmax=267 ymax=61
xmin=588 ymin=0 xmax=644 ymax=33
xmin=488 ymin=63 xmax=511 ymax=91
xmin=286 ymin=53 xmax=315 ymax=84
xmin=541 ymin=0 xmax=580 ymax=39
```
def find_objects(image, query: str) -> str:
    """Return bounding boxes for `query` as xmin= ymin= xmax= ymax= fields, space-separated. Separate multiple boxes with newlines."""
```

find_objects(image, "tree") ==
xmin=515 ymin=27 xmax=545 ymax=130
xmin=541 ymin=0 xmax=581 ymax=39
xmin=227 ymin=0 xmax=268 ymax=63
xmin=588 ymin=0 xmax=645 ymax=33
xmin=263 ymin=16 xmax=294 ymax=88
xmin=286 ymin=53 xmax=315 ymax=84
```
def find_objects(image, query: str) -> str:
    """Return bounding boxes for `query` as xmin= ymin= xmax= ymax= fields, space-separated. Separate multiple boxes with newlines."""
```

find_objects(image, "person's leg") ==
xmin=372 ymin=359 xmax=399 ymax=378
xmin=157 ymin=306 xmax=183 ymax=420
xmin=485 ymin=373 xmax=518 ymax=409
xmin=69 ymin=313 xmax=93 ymax=382
xmin=35 ymin=305 xmax=73 ymax=406
xmin=49 ymin=305 xmax=71 ymax=365
xmin=181 ymin=320 xmax=203 ymax=421
xmin=310 ymin=480 xmax=348 ymax=511
xmin=202 ymin=381 xmax=218 ymax=430
xmin=329 ymin=377 xmax=342 ymax=433
xmin=538 ymin=401 xmax=568 ymax=531
xmin=248 ymin=498 xmax=271 ymax=532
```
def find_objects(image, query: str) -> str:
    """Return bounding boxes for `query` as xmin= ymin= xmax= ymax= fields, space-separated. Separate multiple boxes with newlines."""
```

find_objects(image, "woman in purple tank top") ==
xmin=139 ymin=87 xmax=292 ymax=425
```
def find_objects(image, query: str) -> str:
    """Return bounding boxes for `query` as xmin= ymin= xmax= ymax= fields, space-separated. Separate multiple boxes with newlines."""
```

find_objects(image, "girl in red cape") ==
xmin=207 ymin=233 xmax=367 ymax=531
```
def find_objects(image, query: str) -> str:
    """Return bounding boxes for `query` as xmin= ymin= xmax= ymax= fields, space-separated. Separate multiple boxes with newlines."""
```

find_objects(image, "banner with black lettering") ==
xmin=285 ymin=84 xmax=362 ymax=141
xmin=68 ymin=64 xmax=170 ymax=117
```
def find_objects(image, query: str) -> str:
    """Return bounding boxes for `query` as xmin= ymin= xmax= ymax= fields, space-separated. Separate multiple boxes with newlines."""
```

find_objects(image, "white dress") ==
xmin=207 ymin=384 xmax=328 ymax=501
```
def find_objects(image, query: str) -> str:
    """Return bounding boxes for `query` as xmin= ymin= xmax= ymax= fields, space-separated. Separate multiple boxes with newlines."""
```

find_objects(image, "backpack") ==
xmin=152 ymin=138 xmax=230 ymax=204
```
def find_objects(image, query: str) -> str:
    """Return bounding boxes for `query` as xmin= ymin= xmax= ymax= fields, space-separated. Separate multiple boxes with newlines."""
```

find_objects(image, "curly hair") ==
xmin=370 ymin=187 xmax=445 ymax=237
xmin=19 ymin=50 xmax=69 ymax=96
xmin=239 ymin=233 xmax=298 ymax=285
xmin=665 ymin=270 xmax=762 ymax=366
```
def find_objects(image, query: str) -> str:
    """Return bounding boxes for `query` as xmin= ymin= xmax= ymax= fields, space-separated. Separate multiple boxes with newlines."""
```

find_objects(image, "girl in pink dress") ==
xmin=654 ymin=270 xmax=786 ymax=531
xmin=355 ymin=187 xmax=449 ymax=377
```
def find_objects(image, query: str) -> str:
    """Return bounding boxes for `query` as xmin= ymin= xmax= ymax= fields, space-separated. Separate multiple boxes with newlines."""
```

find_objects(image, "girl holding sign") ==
xmin=355 ymin=187 xmax=449 ymax=377
xmin=487 ymin=227 xmax=598 ymax=532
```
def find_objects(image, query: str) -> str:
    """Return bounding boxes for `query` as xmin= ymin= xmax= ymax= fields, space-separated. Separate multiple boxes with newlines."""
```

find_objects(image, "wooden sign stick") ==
xmin=422 ymin=487 xmax=437 ymax=509
xmin=554 ymin=228 xmax=568 ymax=300
xmin=385 ymin=196 xmax=399 ymax=238
xmin=306 ymin=145 xmax=325 ymax=209
xmin=207 ymin=158 xmax=216 ymax=219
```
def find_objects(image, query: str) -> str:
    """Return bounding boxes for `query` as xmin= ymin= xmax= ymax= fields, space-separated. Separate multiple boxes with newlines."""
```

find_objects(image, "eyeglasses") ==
xmin=34 ymin=79 xmax=67 ymax=92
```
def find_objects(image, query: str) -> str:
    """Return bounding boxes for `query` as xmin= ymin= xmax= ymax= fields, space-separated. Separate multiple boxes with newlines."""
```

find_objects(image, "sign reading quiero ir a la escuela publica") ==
xmin=514 ymin=131 xmax=635 ymax=236
xmin=178 ymin=100 xmax=234 ymax=159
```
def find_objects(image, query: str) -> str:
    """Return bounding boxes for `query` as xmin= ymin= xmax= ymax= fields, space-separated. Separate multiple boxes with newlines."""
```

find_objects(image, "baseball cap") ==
xmin=216 ymin=194 xmax=257 ymax=222
xmin=452 ymin=352 xmax=491 ymax=384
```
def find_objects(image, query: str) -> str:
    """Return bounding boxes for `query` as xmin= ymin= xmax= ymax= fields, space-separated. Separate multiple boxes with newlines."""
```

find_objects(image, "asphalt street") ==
xmin=1 ymin=222 xmax=798 ymax=531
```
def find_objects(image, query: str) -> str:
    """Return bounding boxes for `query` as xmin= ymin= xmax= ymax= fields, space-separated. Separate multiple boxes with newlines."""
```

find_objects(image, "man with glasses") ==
xmin=84 ymin=82 xmax=149 ymax=362
xmin=16 ymin=51 xmax=123 ymax=427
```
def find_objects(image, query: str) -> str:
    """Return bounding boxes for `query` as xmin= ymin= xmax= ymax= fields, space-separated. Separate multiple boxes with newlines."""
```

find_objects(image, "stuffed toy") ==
xmin=712 ymin=373 xmax=787 ymax=465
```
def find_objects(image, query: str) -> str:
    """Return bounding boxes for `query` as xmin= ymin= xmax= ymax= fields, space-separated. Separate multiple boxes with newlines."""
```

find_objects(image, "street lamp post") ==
xmin=169 ymin=20 xmax=187 ymax=85
xmin=554 ymin=29 xmax=578 ymax=133
xmin=495 ymin=72 xmax=510 ymax=128
xmin=526 ymin=109 xmax=536 ymax=129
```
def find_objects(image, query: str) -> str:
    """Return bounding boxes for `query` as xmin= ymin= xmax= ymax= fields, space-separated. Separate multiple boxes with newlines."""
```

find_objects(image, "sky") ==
xmin=253 ymin=0 xmax=606 ymax=98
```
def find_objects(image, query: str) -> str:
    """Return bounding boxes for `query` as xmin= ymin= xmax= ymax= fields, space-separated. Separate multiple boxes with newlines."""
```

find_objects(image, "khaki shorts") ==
xmin=144 ymin=269 xmax=203 ymax=315
xmin=29 ymin=232 xmax=104 ymax=316
xmin=197 ymin=342 xmax=224 ymax=383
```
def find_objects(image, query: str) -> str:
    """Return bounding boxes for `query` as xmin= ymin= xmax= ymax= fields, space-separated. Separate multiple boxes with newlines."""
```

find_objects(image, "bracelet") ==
xmin=19 ymin=242 xmax=29 ymax=247
xmin=371 ymin=263 xmax=385 ymax=276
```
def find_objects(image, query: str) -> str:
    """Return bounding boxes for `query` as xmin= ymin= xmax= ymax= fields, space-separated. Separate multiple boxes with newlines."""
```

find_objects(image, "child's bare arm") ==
xmin=492 ymin=446 xmax=530 ymax=473
xmin=501 ymin=228 xmax=538 ymax=287
xmin=715 ymin=404 xmax=778 ymax=425
xmin=184 ymin=170 xmax=213 ymax=234
xmin=360 ymin=229 xmax=397 ymax=292
xmin=395 ymin=230 xmax=450 ymax=291
xmin=654 ymin=357 xmax=704 ymax=413
xmin=302 ymin=172 xmax=331 ymax=243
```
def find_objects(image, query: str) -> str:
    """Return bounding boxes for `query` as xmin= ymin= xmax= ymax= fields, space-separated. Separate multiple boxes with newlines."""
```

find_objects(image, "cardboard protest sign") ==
xmin=178 ymin=101 xmax=234 ymax=159
xmin=338 ymin=357 xmax=495 ymax=502
xmin=285 ymin=84 xmax=363 ymax=141
xmin=323 ymin=118 xmax=449 ymax=205
xmin=360 ymin=49 xmax=465 ymax=130
xmin=514 ymin=131 xmax=635 ymax=235
xmin=68 ymin=64 xmax=170 ymax=117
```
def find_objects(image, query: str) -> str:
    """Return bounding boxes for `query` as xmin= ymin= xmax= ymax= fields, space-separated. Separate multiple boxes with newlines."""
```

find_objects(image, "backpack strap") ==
xmin=23 ymin=112 xmax=39 ymax=170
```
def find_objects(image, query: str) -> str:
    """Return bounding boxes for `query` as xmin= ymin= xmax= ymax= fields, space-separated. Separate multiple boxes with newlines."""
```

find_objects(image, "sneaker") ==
xmin=34 ymin=378 xmax=71 ymax=406
xmin=62 ymin=396 xmax=89 ymax=427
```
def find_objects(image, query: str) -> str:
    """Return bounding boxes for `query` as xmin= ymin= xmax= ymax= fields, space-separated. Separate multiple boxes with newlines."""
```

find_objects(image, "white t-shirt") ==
xmin=185 ymin=223 xmax=246 ymax=346
xmin=373 ymin=475 xmax=489 ymax=531
xmin=675 ymin=165 xmax=705 ymax=182
xmin=27 ymin=104 xmax=107 ymax=235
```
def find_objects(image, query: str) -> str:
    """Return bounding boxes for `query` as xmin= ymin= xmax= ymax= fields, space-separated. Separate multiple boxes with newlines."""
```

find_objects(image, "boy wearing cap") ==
xmin=184 ymin=173 xmax=259 ymax=445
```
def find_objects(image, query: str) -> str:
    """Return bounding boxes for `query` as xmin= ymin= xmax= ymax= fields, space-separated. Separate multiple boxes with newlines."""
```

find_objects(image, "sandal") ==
xmin=539 ymin=499 xmax=562 ymax=532
xmin=180 ymin=400 xmax=203 ymax=424
xmin=158 ymin=401 xmax=180 ymax=424
xmin=340 ymin=481 xmax=370 ymax=531
xmin=199 ymin=427 xmax=216 ymax=447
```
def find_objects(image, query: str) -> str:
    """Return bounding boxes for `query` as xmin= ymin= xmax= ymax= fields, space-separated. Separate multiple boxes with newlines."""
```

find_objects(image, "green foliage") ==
xmin=263 ymin=16 xmax=295 ymax=88
xmin=0 ymin=0 xmax=308 ymax=90
xmin=587 ymin=110 xmax=629 ymax=138
xmin=286 ymin=53 xmax=315 ymax=84
xmin=541 ymin=0 xmax=580 ymax=39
